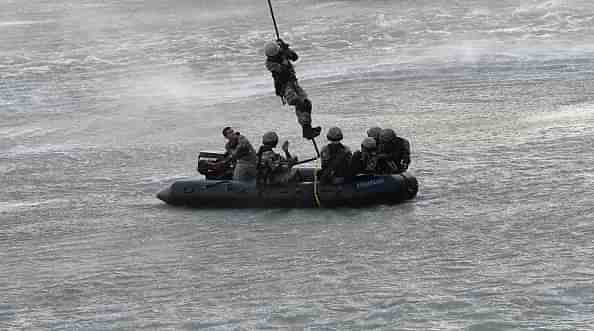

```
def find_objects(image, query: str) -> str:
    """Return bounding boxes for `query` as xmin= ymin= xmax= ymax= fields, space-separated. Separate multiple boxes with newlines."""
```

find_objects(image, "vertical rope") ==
xmin=313 ymin=158 xmax=321 ymax=208
xmin=266 ymin=0 xmax=281 ymax=40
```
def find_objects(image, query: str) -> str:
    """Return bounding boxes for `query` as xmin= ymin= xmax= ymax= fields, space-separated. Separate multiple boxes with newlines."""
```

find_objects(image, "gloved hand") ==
xmin=281 ymin=140 xmax=289 ymax=152
xmin=399 ymin=160 xmax=409 ymax=171
xmin=277 ymin=38 xmax=289 ymax=49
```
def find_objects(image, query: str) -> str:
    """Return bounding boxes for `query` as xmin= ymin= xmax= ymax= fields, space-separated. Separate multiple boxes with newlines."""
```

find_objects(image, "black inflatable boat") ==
xmin=157 ymin=170 xmax=417 ymax=208
xmin=156 ymin=151 xmax=418 ymax=208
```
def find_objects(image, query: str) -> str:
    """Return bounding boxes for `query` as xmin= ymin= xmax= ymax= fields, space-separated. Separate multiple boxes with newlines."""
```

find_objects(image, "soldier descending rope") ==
xmin=264 ymin=0 xmax=322 ymax=141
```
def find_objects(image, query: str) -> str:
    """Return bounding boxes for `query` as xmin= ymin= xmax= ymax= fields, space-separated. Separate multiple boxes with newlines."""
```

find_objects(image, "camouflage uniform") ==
xmin=257 ymin=146 xmax=298 ymax=185
xmin=265 ymin=45 xmax=312 ymax=127
xmin=377 ymin=137 xmax=411 ymax=174
xmin=352 ymin=150 xmax=380 ymax=174
xmin=351 ymin=137 xmax=380 ymax=175
xmin=320 ymin=142 xmax=353 ymax=183
xmin=225 ymin=134 xmax=258 ymax=181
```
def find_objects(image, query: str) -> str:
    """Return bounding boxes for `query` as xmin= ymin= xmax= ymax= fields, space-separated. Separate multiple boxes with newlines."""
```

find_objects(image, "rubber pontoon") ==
xmin=156 ymin=169 xmax=418 ymax=208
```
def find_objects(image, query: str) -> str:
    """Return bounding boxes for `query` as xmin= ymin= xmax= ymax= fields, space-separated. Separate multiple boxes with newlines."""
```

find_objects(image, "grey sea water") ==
xmin=2 ymin=0 xmax=594 ymax=329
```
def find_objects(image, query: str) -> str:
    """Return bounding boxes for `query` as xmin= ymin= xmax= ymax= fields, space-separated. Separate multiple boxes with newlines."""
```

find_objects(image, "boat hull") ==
xmin=157 ymin=172 xmax=418 ymax=208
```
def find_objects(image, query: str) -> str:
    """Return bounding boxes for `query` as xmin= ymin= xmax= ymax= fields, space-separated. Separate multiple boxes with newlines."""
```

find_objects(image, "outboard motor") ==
xmin=196 ymin=151 xmax=234 ymax=180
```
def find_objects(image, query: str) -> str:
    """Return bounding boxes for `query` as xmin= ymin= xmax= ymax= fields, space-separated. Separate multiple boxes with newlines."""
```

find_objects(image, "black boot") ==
xmin=311 ymin=126 xmax=321 ymax=138
xmin=302 ymin=124 xmax=322 ymax=139
xmin=302 ymin=124 xmax=312 ymax=139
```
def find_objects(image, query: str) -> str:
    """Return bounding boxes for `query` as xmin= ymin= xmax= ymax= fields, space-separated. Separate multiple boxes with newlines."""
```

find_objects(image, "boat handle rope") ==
xmin=205 ymin=180 xmax=231 ymax=189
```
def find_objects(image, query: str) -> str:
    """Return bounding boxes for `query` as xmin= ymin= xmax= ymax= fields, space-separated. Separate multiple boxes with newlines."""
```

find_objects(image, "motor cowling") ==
xmin=197 ymin=151 xmax=234 ymax=180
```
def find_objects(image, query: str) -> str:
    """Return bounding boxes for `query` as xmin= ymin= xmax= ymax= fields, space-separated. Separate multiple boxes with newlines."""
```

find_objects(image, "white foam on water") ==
xmin=139 ymin=174 xmax=190 ymax=185
xmin=0 ymin=198 xmax=70 ymax=213
xmin=0 ymin=143 xmax=80 ymax=158
xmin=0 ymin=126 xmax=58 ymax=140
xmin=2 ymin=1 xmax=594 ymax=329
xmin=0 ymin=20 xmax=54 ymax=28
xmin=523 ymin=102 xmax=594 ymax=124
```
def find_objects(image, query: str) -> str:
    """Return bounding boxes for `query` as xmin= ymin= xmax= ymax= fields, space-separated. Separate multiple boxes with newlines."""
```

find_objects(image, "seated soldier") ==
xmin=377 ymin=128 xmax=411 ymax=174
xmin=257 ymin=131 xmax=300 ymax=185
xmin=351 ymin=137 xmax=380 ymax=175
xmin=319 ymin=127 xmax=353 ymax=183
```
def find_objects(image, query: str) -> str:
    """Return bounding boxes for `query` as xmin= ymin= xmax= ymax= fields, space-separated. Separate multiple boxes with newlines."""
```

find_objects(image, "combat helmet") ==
xmin=361 ymin=137 xmax=377 ymax=150
xmin=326 ymin=127 xmax=343 ymax=142
xmin=262 ymin=131 xmax=279 ymax=146
xmin=379 ymin=128 xmax=396 ymax=143
xmin=366 ymin=127 xmax=382 ymax=141
xmin=264 ymin=41 xmax=280 ymax=57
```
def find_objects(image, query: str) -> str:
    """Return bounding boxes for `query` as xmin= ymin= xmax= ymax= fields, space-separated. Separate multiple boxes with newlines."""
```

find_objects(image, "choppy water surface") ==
xmin=2 ymin=0 xmax=594 ymax=329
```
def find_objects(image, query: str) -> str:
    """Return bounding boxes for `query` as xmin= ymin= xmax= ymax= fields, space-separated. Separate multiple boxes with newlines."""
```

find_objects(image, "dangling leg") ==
xmin=284 ymin=81 xmax=321 ymax=139
xmin=296 ymin=98 xmax=321 ymax=139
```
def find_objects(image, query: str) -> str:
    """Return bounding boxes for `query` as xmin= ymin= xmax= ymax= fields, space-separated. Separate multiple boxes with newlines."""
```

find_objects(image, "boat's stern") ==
xmin=400 ymin=173 xmax=419 ymax=199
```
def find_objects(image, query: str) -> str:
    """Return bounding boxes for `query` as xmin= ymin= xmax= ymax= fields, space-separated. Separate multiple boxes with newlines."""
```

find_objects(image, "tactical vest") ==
xmin=321 ymin=143 xmax=352 ymax=180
